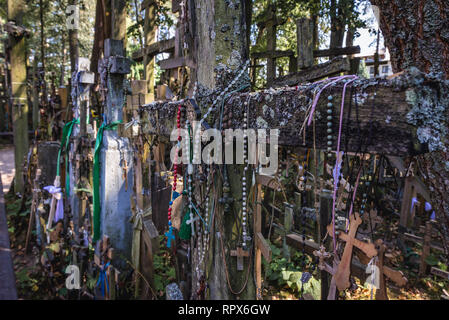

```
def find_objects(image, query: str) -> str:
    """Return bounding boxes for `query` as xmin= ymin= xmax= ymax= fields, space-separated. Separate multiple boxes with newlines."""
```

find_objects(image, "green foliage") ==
xmin=263 ymin=241 xmax=321 ymax=299
xmin=152 ymin=235 xmax=176 ymax=298
xmin=21 ymin=0 xmax=96 ymax=85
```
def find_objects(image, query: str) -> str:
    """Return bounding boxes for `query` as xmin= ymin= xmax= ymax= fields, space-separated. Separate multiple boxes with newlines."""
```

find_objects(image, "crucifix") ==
xmin=327 ymin=212 xmax=378 ymax=291
xmin=313 ymin=246 xmax=340 ymax=300
xmin=231 ymin=246 xmax=250 ymax=271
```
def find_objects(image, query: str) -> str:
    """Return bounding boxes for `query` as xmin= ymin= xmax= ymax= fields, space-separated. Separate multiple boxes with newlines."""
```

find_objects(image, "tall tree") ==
xmin=7 ymin=0 xmax=29 ymax=195
xmin=68 ymin=0 xmax=79 ymax=76
xmin=371 ymin=0 xmax=449 ymax=248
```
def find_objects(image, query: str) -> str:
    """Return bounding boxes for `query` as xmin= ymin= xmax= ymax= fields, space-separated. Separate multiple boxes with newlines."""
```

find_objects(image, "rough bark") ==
xmin=371 ymin=0 xmax=449 ymax=251
xmin=371 ymin=0 xmax=449 ymax=78
xmin=68 ymin=0 xmax=79 ymax=77
xmin=8 ymin=0 xmax=29 ymax=195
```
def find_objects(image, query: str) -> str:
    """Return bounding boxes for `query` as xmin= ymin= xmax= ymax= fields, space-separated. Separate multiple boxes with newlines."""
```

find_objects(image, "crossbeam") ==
xmin=139 ymin=70 xmax=427 ymax=156
xmin=132 ymin=38 xmax=176 ymax=62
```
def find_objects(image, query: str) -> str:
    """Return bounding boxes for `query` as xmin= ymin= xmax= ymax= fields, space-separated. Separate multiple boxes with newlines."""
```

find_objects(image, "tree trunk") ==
xmin=371 ymin=0 xmax=449 ymax=250
xmin=60 ymin=33 xmax=66 ymax=87
xmin=39 ymin=0 xmax=48 ymax=107
xmin=192 ymin=0 xmax=254 ymax=300
xmin=8 ymin=0 xmax=29 ymax=195
xmin=330 ymin=0 xmax=345 ymax=52
xmin=68 ymin=0 xmax=79 ymax=77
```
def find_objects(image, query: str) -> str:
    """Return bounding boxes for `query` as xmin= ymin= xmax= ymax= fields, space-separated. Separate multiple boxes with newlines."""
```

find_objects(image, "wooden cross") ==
xmin=327 ymin=212 xmax=378 ymax=291
xmin=355 ymin=240 xmax=408 ymax=298
xmin=359 ymin=209 xmax=383 ymax=235
xmin=231 ymin=246 xmax=250 ymax=271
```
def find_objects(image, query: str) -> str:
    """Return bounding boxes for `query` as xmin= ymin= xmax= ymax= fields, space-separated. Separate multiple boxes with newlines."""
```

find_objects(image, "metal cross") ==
xmin=186 ymin=211 xmax=200 ymax=235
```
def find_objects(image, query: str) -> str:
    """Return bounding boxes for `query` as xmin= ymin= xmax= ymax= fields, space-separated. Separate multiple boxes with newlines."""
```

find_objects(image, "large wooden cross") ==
xmin=327 ymin=212 xmax=378 ymax=291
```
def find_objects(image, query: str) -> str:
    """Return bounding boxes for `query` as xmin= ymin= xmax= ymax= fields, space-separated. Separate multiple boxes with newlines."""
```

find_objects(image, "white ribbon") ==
xmin=43 ymin=185 xmax=64 ymax=223
xmin=124 ymin=117 xmax=140 ymax=130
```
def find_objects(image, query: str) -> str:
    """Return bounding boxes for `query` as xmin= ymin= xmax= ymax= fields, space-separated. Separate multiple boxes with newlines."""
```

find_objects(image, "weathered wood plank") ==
xmin=430 ymin=267 xmax=449 ymax=280
xmin=132 ymin=38 xmax=176 ymax=62
xmin=140 ymin=70 xmax=426 ymax=156
xmin=273 ymin=56 xmax=351 ymax=87
xmin=313 ymin=46 xmax=361 ymax=58
xmin=159 ymin=56 xmax=196 ymax=70
xmin=251 ymin=50 xmax=294 ymax=59
xmin=297 ymin=18 xmax=314 ymax=69
xmin=256 ymin=232 xmax=272 ymax=263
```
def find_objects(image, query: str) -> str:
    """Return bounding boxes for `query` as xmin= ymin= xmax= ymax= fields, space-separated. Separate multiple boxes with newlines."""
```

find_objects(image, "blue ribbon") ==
xmin=95 ymin=262 xmax=110 ymax=298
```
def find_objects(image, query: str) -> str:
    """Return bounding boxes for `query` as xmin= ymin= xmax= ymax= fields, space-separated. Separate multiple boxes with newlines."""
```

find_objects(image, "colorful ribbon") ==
xmin=95 ymin=261 xmax=110 ymax=298
xmin=56 ymin=118 xmax=79 ymax=197
xmin=43 ymin=185 xmax=64 ymax=223
xmin=92 ymin=120 xmax=122 ymax=241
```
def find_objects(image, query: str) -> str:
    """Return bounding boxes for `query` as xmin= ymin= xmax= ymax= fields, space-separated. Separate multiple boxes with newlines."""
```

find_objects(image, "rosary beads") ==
xmin=242 ymin=98 xmax=250 ymax=248
xmin=165 ymin=104 xmax=183 ymax=247
xmin=199 ymin=60 xmax=250 ymax=127
xmin=327 ymin=95 xmax=334 ymax=158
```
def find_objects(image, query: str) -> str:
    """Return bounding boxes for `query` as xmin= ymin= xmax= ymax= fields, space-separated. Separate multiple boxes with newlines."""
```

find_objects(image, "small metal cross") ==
xmin=186 ymin=211 xmax=200 ymax=235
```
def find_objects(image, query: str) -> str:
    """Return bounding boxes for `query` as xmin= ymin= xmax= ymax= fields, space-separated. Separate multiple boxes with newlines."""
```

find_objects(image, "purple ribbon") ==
xmin=425 ymin=202 xmax=436 ymax=220
xmin=44 ymin=185 xmax=64 ymax=223
xmin=410 ymin=197 xmax=419 ymax=213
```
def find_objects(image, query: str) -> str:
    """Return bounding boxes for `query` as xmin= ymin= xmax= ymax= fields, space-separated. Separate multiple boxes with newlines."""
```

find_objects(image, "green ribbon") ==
xmin=92 ymin=120 xmax=122 ymax=242
xmin=56 ymin=119 xmax=79 ymax=196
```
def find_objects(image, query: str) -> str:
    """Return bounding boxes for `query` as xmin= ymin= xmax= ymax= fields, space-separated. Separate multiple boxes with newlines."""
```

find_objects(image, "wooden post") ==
xmin=112 ymin=0 xmax=127 ymax=44
xmin=143 ymin=0 xmax=156 ymax=100
xmin=296 ymin=18 xmax=314 ymax=70
xmin=254 ymin=183 xmax=272 ymax=300
xmin=8 ymin=0 xmax=29 ymax=195
xmin=419 ymin=221 xmax=432 ymax=275
xmin=32 ymin=59 xmax=40 ymax=131
xmin=99 ymin=39 xmax=133 ymax=263
xmin=319 ymin=189 xmax=332 ymax=300
xmin=266 ymin=5 xmax=277 ymax=87
xmin=283 ymin=202 xmax=294 ymax=259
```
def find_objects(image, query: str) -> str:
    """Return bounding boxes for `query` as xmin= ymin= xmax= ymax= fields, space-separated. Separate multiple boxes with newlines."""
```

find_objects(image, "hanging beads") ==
xmin=242 ymin=98 xmax=250 ymax=249
xmin=326 ymin=95 xmax=333 ymax=158
xmin=166 ymin=104 xmax=183 ymax=247
xmin=360 ymin=156 xmax=374 ymax=216
xmin=199 ymin=60 xmax=250 ymax=126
